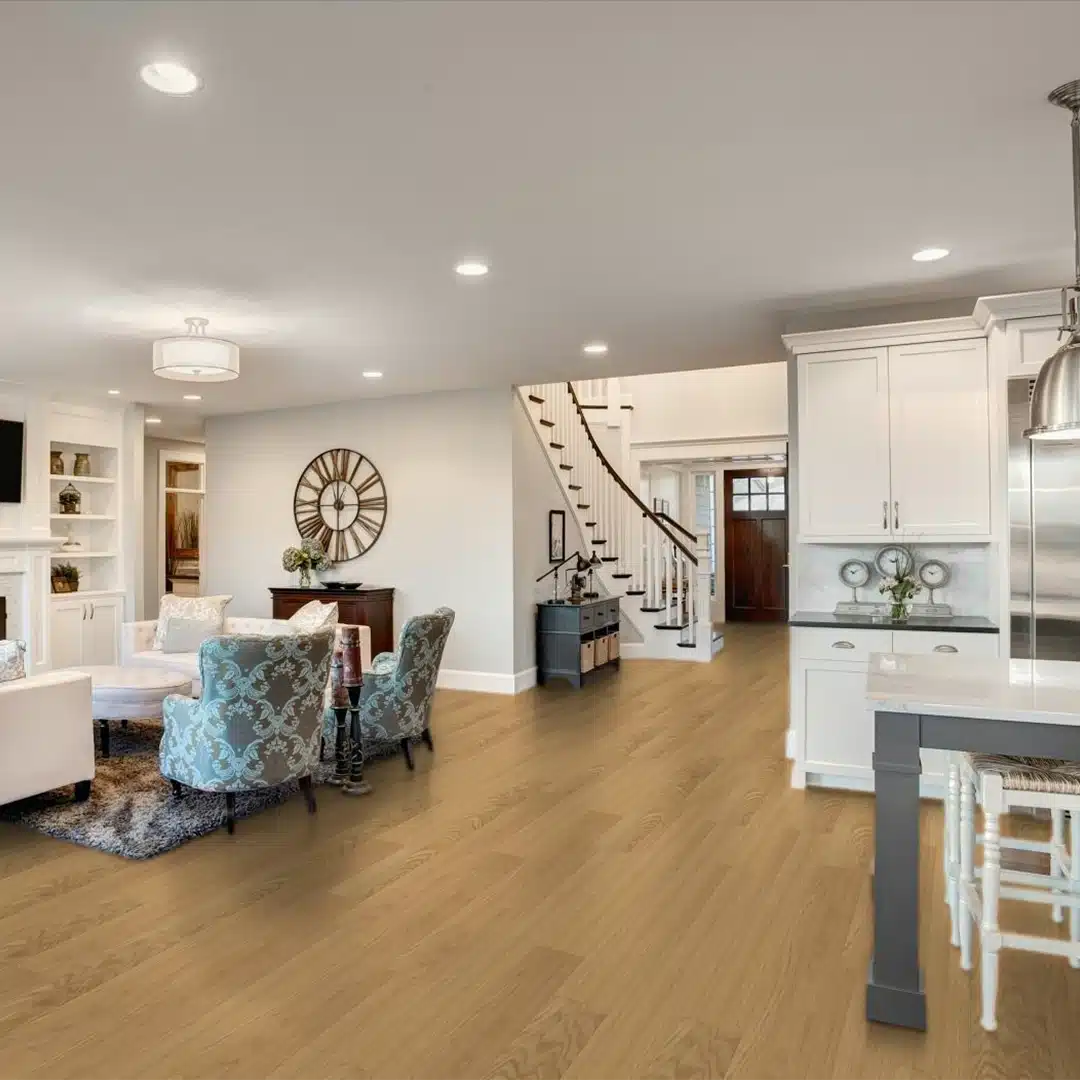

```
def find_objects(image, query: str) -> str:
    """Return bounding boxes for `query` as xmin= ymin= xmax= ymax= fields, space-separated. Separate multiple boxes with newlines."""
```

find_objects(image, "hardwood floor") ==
xmin=2 ymin=624 xmax=1079 ymax=1078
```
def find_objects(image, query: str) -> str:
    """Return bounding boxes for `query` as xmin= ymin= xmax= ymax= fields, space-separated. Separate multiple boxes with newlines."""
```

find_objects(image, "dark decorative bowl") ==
xmin=322 ymin=581 xmax=362 ymax=591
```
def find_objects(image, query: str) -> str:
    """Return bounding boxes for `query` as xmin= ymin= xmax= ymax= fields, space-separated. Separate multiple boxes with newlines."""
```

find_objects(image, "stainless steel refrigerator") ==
xmin=1010 ymin=376 xmax=1080 ymax=660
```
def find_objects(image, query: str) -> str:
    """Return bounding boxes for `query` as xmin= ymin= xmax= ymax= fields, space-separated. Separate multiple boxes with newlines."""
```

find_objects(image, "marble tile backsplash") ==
xmin=794 ymin=543 xmax=996 ymax=618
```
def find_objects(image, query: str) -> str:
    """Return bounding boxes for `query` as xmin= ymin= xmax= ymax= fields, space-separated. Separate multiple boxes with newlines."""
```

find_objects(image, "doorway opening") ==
xmin=723 ymin=468 xmax=788 ymax=622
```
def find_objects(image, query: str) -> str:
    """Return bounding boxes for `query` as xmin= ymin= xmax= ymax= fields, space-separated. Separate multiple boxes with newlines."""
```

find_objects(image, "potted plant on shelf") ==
xmin=281 ymin=539 xmax=332 ymax=588
xmin=51 ymin=563 xmax=79 ymax=594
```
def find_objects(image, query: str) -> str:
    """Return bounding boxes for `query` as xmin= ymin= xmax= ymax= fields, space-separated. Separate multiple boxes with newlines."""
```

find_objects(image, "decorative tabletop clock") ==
xmin=293 ymin=448 xmax=387 ymax=563
xmin=917 ymin=558 xmax=952 ymax=613
xmin=838 ymin=559 xmax=872 ymax=603
xmin=874 ymin=544 xmax=914 ymax=581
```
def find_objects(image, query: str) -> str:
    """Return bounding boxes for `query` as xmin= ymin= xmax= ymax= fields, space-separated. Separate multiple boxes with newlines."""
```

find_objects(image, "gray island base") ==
xmin=866 ymin=653 xmax=1080 ymax=1030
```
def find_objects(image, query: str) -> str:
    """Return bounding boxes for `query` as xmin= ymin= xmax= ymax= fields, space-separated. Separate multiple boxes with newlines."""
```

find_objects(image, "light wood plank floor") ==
xmin=2 ymin=624 xmax=1079 ymax=1078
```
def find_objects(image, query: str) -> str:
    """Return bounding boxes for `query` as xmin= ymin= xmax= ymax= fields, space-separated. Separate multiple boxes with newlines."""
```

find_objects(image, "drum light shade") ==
xmin=153 ymin=317 xmax=239 ymax=382
xmin=1026 ymin=334 xmax=1080 ymax=441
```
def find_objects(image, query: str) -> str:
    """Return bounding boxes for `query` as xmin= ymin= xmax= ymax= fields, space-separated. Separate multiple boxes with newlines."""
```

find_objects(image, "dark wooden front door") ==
xmin=724 ymin=469 xmax=788 ymax=622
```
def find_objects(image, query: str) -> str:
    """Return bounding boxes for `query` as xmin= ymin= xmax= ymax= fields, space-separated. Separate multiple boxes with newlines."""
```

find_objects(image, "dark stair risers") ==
xmin=584 ymin=521 xmax=597 ymax=527
xmin=655 ymin=622 xmax=690 ymax=631
xmin=559 ymin=464 xmax=573 ymax=471
xmin=639 ymin=605 xmax=664 ymax=612
xmin=600 ymin=556 xmax=619 ymax=563
xmin=576 ymin=503 xmax=590 ymax=510
xmin=539 ymin=418 xmax=555 ymax=428
xmin=625 ymin=589 xmax=646 ymax=596
xmin=549 ymin=442 xmax=565 ymax=450
xmin=528 ymin=394 xmax=544 ymax=404
xmin=568 ymin=484 xmax=582 ymax=491
xmin=591 ymin=539 xmax=607 ymax=545
xmin=611 ymin=572 xmax=632 ymax=579
xmin=676 ymin=641 xmax=697 ymax=649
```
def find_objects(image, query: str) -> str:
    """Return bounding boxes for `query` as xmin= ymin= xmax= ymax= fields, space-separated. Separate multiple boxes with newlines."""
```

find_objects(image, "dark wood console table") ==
xmin=270 ymin=586 xmax=395 ymax=656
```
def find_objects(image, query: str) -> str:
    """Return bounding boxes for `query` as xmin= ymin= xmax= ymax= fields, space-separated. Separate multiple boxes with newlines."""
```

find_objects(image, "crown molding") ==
xmin=972 ymin=289 xmax=1061 ymax=330
xmin=781 ymin=315 xmax=982 ymax=355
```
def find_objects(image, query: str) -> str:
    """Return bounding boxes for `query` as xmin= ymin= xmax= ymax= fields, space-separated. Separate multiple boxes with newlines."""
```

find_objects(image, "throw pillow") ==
xmin=153 ymin=594 xmax=232 ymax=651
xmin=161 ymin=616 xmax=219 ymax=655
xmin=0 ymin=639 xmax=26 ymax=683
xmin=288 ymin=599 xmax=338 ymax=634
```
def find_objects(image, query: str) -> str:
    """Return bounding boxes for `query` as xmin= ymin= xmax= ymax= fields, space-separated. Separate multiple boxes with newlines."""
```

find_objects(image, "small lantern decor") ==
xmin=58 ymin=483 xmax=81 ymax=515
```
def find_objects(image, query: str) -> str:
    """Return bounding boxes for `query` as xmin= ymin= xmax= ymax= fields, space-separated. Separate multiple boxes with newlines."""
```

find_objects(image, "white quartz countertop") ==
xmin=867 ymin=652 xmax=1080 ymax=726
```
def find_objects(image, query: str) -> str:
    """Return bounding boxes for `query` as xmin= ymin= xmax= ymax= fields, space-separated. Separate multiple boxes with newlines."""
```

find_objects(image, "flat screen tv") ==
xmin=0 ymin=420 xmax=25 ymax=503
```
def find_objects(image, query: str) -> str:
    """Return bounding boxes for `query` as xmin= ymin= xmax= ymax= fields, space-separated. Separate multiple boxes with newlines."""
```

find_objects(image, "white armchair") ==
xmin=0 ymin=671 xmax=94 ymax=806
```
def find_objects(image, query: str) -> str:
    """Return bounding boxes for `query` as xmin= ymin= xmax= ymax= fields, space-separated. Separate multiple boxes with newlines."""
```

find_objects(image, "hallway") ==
xmin=0 ymin=625 xmax=1075 ymax=1077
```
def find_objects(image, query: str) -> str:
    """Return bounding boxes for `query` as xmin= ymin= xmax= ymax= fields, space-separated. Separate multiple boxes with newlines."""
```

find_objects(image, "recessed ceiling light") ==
xmin=455 ymin=260 xmax=489 ymax=277
xmin=145 ymin=416 xmax=162 ymax=425
xmin=140 ymin=61 xmax=199 ymax=96
xmin=107 ymin=389 xmax=120 ymax=396
xmin=182 ymin=394 xmax=202 ymax=401
xmin=582 ymin=341 xmax=609 ymax=355
xmin=912 ymin=247 xmax=950 ymax=262
xmin=362 ymin=371 xmax=383 ymax=379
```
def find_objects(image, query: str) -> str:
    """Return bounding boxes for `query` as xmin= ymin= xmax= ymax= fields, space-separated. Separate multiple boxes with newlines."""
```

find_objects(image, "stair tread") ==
xmin=528 ymin=394 xmax=544 ymax=404
xmin=559 ymin=464 xmax=573 ymax=471
xmin=611 ymin=573 xmax=633 ymax=579
xmin=655 ymin=622 xmax=691 ymax=631
xmin=640 ymin=606 xmax=664 ymax=612
xmin=600 ymin=557 xmax=619 ymax=563
xmin=539 ymin=419 xmax=555 ymax=427
xmin=576 ymin=503 xmax=590 ymax=509
xmin=625 ymin=589 xmax=646 ymax=595
xmin=591 ymin=539 xmax=607 ymax=545
xmin=584 ymin=521 xmax=597 ymax=527
xmin=676 ymin=641 xmax=697 ymax=649
xmin=549 ymin=442 xmax=565 ymax=450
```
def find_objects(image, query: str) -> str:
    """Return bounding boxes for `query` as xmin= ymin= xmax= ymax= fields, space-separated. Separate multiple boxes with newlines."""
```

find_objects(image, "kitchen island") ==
xmin=865 ymin=651 xmax=1080 ymax=1031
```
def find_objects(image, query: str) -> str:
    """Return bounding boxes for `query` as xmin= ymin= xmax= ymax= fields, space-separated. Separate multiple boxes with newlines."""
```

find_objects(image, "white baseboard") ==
xmin=619 ymin=642 xmax=647 ymax=658
xmin=785 ymin=728 xmax=796 ymax=760
xmin=437 ymin=667 xmax=537 ymax=695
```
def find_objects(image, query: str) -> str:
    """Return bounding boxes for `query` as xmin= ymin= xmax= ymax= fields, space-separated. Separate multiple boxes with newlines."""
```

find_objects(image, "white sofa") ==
xmin=0 ymin=671 xmax=94 ymax=806
xmin=120 ymin=617 xmax=373 ymax=694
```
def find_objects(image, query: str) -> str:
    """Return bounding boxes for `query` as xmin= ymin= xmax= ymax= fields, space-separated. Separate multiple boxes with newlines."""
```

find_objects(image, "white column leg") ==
xmin=1071 ymin=811 xmax=1080 ymax=969
xmin=980 ymin=777 xmax=1002 ymax=1033
xmin=946 ymin=756 xmax=960 ymax=947
xmin=959 ymin=768 xmax=975 ymax=972
xmin=1053 ymin=808 xmax=1066 ymax=923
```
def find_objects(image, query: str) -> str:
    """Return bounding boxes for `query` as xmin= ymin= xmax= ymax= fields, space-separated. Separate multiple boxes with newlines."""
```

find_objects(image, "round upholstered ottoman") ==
xmin=70 ymin=665 xmax=193 ymax=759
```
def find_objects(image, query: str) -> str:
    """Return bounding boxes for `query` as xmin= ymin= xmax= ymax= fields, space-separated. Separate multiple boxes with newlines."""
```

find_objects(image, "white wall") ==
xmin=512 ymin=400 xmax=588 ymax=677
xmin=623 ymin=363 xmax=788 ymax=446
xmin=204 ymin=389 xmax=517 ymax=688
xmin=142 ymin=436 xmax=204 ymax=620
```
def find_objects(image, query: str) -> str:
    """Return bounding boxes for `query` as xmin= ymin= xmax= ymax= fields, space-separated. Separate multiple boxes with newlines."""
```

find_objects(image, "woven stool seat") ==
xmin=970 ymin=754 xmax=1080 ymax=795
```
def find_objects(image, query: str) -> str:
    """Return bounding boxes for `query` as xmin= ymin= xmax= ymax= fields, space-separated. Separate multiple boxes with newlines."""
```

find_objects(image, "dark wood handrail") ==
xmin=655 ymin=511 xmax=696 ymax=543
xmin=565 ymin=382 xmax=698 ymax=566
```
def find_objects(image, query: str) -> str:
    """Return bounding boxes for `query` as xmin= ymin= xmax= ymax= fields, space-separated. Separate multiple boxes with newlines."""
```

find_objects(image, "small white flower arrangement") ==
xmin=282 ymin=538 xmax=332 ymax=587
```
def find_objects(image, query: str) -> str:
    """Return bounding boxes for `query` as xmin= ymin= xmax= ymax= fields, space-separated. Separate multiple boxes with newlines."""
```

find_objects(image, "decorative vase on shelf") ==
xmin=890 ymin=602 xmax=909 ymax=622
xmin=50 ymin=450 xmax=65 ymax=475
xmin=299 ymin=566 xmax=312 ymax=588
xmin=72 ymin=453 xmax=91 ymax=477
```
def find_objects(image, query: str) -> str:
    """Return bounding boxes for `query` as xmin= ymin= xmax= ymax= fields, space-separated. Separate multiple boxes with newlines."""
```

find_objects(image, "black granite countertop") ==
xmin=789 ymin=611 xmax=999 ymax=634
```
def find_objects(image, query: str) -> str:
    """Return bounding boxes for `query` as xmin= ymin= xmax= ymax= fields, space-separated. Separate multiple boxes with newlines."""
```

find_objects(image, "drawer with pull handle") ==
xmin=794 ymin=627 xmax=894 ymax=664
xmin=890 ymin=630 xmax=999 ymax=659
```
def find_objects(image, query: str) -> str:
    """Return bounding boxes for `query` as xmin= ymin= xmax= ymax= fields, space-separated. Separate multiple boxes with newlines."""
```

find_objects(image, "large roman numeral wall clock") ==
xmin=293 ymin=448 xmax=387 ymax=563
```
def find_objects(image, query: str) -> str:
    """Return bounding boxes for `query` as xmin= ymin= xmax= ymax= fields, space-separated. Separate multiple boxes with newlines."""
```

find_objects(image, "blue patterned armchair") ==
xmin=160 ymin=630 xmax=334 ymax=833
xmin=356 ymin=607 xmax=455 ymax=769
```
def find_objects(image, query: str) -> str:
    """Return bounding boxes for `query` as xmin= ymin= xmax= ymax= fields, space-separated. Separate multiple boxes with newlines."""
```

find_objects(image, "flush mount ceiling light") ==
xmin=1027 ymin=79 xmax=1080 ymax=442
xmin=182 ymin=394 xmax=202 ymax=401
xmin=140 ymin=61 xmax=200 ymax=96
xmin=153 ymin=317 xmax=239 ymax=382
xmin=145 ymin=416 xmax=162 ymax=425
xmin=582 ymin=341 xmax=609 ymax=355
xmin=107 ymin=389 xmax=120 ymax=396
xmin=362 ymin=371 xmax=383 ymax=379
xmin=455 ymin=260 xmax=489 ymax=277
xmin=912 ymin=247 xmax=950 ymax=262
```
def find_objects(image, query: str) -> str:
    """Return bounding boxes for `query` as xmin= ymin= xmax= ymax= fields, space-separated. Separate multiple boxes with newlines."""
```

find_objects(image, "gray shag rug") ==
xmin=0 ymin=720 xmax=395 ymax=860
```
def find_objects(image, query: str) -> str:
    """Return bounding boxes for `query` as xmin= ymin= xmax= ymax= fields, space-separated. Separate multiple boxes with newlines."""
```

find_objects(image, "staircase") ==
xmin=518 ymin=382 xmax=720 ymax=661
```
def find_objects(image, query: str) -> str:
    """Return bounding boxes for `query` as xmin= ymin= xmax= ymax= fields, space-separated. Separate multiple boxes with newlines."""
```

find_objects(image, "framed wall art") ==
xmin=548 ymin=510 xmax=566 ymax=562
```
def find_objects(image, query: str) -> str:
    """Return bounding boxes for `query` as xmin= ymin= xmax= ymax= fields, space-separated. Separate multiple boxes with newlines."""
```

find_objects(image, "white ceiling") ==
xmin=2 ymin=0 xmax=1080 ymax=437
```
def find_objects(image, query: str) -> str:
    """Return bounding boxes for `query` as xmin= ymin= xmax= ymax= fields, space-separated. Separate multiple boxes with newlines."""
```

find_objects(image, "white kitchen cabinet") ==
xmin=797 ymin=348 xmax=891 ymax=540
xmin=888 ymin=339 xmax=991 ymax=538
xmin=1004 ymin=315 xmax=1061 ymax=377
xmin=794 ymin=335 xmax=992 ymax=542
xmin=50 ymin=594 xmax=122 ymax=668
xmin=791 ymin=626 xmax=1000 ymax=794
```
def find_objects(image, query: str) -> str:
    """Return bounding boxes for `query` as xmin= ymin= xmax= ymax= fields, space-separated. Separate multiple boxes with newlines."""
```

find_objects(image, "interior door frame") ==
xmin=723 ymin=467 xmax=788 ymax=623
xmin=157 ymin=448 xmax=206 ymax=604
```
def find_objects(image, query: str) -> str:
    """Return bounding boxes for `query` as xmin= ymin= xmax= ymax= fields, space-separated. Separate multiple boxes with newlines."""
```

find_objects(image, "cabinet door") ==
xmin=84 ymin=597 xmax=121 ymax=666
xmin=51 ymin=599 xmax=85 ymax=669
xmin=1005 ymin=316 xmax=1061 ymax=377
xmin=803 ymin=664 xmax=875 ymax=775
xmin=796 ymin=348 xmax=891 ymax=539
xmin=887 ymin=339 xmax=991 ymax=538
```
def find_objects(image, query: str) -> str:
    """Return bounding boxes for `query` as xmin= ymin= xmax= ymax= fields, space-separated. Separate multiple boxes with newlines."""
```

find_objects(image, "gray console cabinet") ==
xmin=536 ymin=599 xmax=621 ymax=689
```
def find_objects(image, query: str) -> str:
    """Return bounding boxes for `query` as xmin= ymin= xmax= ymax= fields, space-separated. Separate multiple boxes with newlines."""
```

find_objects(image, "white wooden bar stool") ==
xmin=953 ymin=754 xmax=1080 ymax=1031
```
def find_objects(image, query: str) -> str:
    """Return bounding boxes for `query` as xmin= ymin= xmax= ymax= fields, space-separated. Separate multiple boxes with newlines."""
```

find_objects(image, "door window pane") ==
xmin=732 ymin=494 xmax=749 ymax=511
xmin=768 ymin=493 xmax=786 ymax=511
xmin=750 ymin=477 xmax=767 ymax=494
xmin=767 ymin=475 xmax=785 ymax=493
xmin=750 ymin=494 xmax=767 ymax=511
xmin=732 ymin=477 xmax=749 ymax=494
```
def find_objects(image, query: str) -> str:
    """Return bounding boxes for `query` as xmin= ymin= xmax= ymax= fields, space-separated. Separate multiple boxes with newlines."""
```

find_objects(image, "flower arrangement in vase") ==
xmin=879 ymin=572 xmax=921 ymax=622
xmin=51 ymin=563 xmax=80 ymax=594
xmin=282 ymin=538 xmax=332 ymax=587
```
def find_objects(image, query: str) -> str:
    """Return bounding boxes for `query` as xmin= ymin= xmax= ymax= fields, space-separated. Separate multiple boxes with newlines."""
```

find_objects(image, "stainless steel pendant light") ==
xmin=1027 ymin=81 xmax=1080 ymax=441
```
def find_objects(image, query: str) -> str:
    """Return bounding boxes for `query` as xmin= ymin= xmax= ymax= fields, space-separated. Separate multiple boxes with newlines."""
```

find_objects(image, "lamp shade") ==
xmin=1026 ymin=333 xmax=1080 ymax=441
xmin=152 ymin=317 xmax=239 ymax=382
